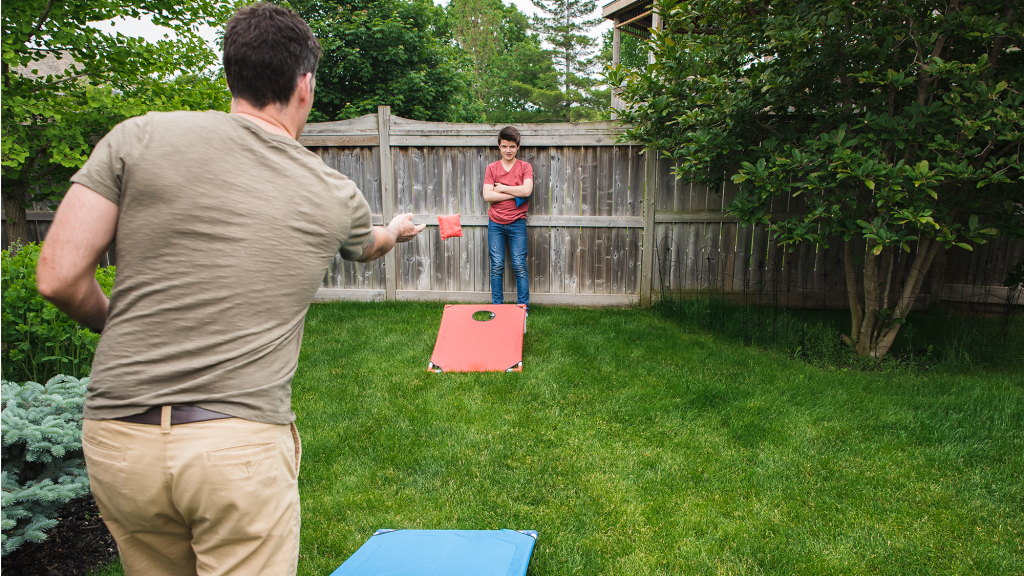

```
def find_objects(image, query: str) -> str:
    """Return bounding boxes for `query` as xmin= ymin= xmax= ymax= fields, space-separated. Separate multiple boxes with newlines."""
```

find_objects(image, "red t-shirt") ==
xmin=484 ymin=159 xmax=534 ymax=225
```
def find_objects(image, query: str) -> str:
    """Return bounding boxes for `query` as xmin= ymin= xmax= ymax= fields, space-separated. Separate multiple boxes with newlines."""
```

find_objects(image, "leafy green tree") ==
xmin=615 ymin=0 xmax=1023 ymax=358
xmin=448 ymin=0 xmax=505 ymax=102
xmin=531 ymin=0 xmax=604 ymax=121
xmin=287 ymin=0 xmax=482 ymax=122
xmin=1 ymin=0 xmax=234 ymax=247
xmin=484 ymin=41 xmax=564 ymax=123
xmin=447 ymin=0 xmax=562 ymax=122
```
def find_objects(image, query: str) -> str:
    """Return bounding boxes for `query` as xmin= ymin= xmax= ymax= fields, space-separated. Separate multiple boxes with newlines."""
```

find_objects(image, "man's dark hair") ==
xmin=498 ymin=126 xmax=521 ymax=146
xmin=223 ymin=3 xmax=321 ymax=109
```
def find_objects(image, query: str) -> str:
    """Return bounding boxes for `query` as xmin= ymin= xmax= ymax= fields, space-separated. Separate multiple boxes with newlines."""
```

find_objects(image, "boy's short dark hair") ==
xmin=498 ymin=126 xmax=521 ymax=146
xmin=223 ymin=3 xmax=322 ymax=109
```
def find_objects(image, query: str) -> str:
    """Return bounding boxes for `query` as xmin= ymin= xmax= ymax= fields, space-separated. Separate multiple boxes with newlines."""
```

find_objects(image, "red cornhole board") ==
xmin=428 ymin=304 xmax=527 ymax=372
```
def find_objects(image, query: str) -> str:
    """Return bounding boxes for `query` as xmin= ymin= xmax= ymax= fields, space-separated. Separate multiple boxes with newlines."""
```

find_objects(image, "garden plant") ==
xmin=1 ymin=242 xmax=113 ymax=560
xmin=1 ymin=375 xmax=91 ymax=556
xmin=2 ymin=242 xmax=114 ymax=383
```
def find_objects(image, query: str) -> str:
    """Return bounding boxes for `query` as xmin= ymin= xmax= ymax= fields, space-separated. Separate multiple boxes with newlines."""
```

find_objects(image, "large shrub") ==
xmin=614 ymin=0 xmax=1023 ymax=359
xmin=1 ymin=242 xmax=115 ymax=383
xmin=1 ymin=375 xmax=91 ymax=556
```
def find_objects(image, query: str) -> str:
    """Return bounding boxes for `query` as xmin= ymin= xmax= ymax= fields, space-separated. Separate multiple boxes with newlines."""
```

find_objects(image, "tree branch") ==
xmin=844 ymin=238 xmax=864 ymax=343
xmin=858 ymin=238 xmax=881 ymax=355
xmin=993 ymin=139 xmax=1020 ymax=162
xmin=31 ymin=0 xmax=57 ymax=42
xmin=975 ymin=138 xmax=1019 ymax=169
xmin=915 ymin=0 xmax=960 ymax=105
xmin=987 ymin=0 xmax=1020 ymax=73
xmin=30 ymin=161 xmax=63 ymax=183
xmin=26 ymin=66 xmax=111 ymax=94
xmin=840 ymin=8 xmax=853 ymax=111
xmin=880 ymin=246 xmax=895 ymax=310
xmin=906 ymin=0 xmax=959 ymax=163
xmin=915 ymin=35 xmax=948 ymax=106
xmin=894 ymin=237 xmax=942 ymax=319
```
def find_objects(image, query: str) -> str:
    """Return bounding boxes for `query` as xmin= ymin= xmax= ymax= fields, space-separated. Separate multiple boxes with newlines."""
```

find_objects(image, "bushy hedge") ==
xmin=1 ymin=375 xmax=91 ymax=556
xmin=1 ymin=242 xmax=115 ymax=383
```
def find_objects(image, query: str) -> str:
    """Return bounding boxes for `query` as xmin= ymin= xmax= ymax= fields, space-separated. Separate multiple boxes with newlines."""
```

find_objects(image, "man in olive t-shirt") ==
xmin=36 ymin=5 xmax=424 ymax=575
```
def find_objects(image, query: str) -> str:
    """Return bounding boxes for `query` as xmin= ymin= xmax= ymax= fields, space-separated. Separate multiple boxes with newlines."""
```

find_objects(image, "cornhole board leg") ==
xmin=428 ymin=304 xmax=526 ymax=373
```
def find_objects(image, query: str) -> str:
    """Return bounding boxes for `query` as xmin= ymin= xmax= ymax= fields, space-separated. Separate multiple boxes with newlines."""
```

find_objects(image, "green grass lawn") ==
xmin=90 ymin=301 xmax=1022 ymax=575
xmin=291 ymin=301 xmax=1022 ymax=575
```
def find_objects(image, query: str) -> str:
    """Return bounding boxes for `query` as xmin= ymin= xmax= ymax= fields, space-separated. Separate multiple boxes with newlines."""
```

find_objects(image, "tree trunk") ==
xmin=856 ymin=239 xmax=881 ymax=355
xmin=844 ymin=239 xmax=864 ymax=345
xmin=2 ymin=180 xmax=32 ymax=248
xmin=564 ymin=50 xmax=571 ymax=122
xmin=873 ymin=238 xmax=943 ymax=357
xmin=846 ymin=237 xmax=943 ymax=359
xmin=879 ymin=246 xmax=895 ymax=310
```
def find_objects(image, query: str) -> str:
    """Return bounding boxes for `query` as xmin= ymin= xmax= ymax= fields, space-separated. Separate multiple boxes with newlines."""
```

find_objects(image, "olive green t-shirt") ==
xmin=72 ymin=111 xmax=373 ymax=425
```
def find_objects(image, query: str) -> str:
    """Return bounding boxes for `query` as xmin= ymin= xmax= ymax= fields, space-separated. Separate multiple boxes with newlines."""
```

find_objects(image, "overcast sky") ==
xmin=91 ymin=0 xmax=613 ymax=56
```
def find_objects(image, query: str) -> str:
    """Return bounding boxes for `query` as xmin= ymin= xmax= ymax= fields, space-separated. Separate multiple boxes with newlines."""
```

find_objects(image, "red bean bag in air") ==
xmin=438 ymin=214 xmax=462 ymax=240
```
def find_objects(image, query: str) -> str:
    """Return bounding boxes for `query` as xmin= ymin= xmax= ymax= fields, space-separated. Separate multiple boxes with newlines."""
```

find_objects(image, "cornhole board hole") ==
xmin=329 ymin=529 xmax=539 ymax=576
xmin=428 ymin=304 xmax=527 ymax=373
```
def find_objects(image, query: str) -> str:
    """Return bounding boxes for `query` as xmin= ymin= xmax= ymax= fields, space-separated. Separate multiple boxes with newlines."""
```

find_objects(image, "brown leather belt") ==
xmin=115 ymin=405 xmax=234 ymax=425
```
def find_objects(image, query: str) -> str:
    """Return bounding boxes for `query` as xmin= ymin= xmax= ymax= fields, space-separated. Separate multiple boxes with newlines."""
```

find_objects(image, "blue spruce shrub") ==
xmin=1 ymin=375 xmax=91 ymax=556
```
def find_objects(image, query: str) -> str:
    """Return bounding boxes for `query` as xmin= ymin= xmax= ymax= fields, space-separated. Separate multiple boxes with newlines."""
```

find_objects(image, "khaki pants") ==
xmin=82 ymin=416 xmax=302 ymax=576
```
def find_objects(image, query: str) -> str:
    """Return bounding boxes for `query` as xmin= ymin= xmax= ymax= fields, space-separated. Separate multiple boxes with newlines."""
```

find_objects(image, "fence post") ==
xmin=378 ymin=105 xmax=397 ymax=301
xmin=640 ymin=150 xmax=659 ymax=307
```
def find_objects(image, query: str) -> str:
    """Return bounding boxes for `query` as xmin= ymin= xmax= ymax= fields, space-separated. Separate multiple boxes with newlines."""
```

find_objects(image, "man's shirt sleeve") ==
xmin=70 ymin=115 xmax=151 ymax=206
xmin=337 ymin=180 xmax=374 ymax=261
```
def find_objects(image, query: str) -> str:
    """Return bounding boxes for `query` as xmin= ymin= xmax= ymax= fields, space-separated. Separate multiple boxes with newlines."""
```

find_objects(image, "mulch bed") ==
xmin=2 ymin=495 xmax=118 ymax=576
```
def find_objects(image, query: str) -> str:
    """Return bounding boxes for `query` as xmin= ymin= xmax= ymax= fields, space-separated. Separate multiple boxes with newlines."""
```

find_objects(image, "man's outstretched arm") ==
xmin=37 ymin=183 xmax=118 ymax=332
xmin=355 ymin=213 xmax=426 ymax=262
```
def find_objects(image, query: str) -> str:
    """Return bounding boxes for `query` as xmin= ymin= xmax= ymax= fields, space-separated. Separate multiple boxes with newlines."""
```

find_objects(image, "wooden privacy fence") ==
xmin=302 ymin=106 xmax=652 ymax=306
xmin=3 ymin=105 xmax=1021 ymax=308
xmin=301 ymin=106 xmax=1023 ymax=308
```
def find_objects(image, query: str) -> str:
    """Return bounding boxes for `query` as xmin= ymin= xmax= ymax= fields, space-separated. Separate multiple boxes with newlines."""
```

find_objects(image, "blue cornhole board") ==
xmin=329 ymin=529 xmax=538 ymax=576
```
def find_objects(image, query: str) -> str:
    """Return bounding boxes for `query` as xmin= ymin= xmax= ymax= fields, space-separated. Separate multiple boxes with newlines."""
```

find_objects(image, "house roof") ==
xmin=14 ymin=51 xmax=80 ymax=80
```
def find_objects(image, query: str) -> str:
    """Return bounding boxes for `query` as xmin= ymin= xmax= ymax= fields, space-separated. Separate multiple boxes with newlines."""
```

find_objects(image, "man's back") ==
xmin=37 ymin=7 xmax=424 ymax=573
xmin=74 ymin=110 xmax=372 ymax=425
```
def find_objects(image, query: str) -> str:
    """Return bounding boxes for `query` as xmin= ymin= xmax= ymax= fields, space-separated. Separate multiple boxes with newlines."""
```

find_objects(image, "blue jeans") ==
xmin=488 ymin=219 xmax=529 ymax=307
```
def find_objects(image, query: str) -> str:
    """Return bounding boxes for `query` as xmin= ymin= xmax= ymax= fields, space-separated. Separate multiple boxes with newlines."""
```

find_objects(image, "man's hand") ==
xmin=355 ymin=213 xmax=425 ymax=262
xmin=388 ymin=213 xmax=426 ymax=243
